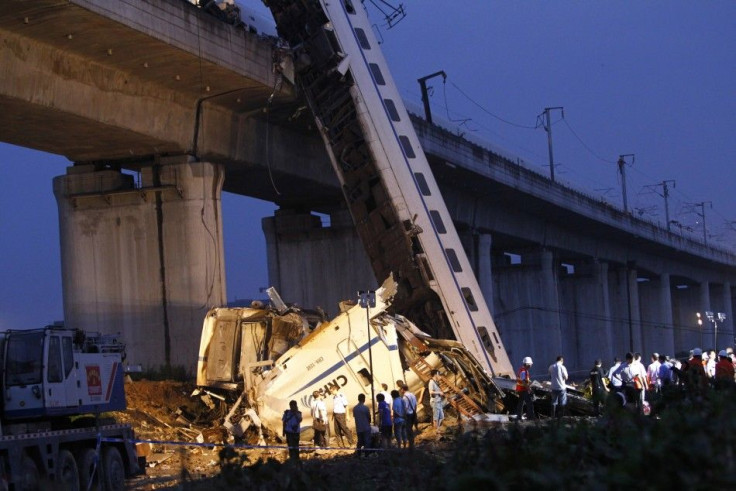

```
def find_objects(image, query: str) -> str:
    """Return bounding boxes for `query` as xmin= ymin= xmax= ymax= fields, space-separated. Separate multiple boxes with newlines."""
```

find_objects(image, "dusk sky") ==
xmin=1 ymin=1 xmax=734 ymax=330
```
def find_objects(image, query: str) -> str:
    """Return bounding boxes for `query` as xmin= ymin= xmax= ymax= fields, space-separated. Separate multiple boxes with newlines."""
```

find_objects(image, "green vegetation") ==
xmin=199 ymin=389 xmax=736 ymax=490
xmin=439 ymin=389 xmax=736 ymax=490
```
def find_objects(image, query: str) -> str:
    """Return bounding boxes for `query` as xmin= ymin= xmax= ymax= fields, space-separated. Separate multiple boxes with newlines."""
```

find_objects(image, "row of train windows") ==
xmin=352 ymin=19 xmax=479 ymax=315
xmin=354 ymin=28 xmax=420 ymax=164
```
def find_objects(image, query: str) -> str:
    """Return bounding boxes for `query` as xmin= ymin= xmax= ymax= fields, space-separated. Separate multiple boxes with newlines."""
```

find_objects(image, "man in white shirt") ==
xmin=428 ymin=370 xmax=444 ymax=436
xmin=647 ymin=353 xmax=661 ymax=393
xmin=310 ymin=390 xmax=328 ymax=447
xmin=330 ymin=385 xmax=353 ymax=447
xmin=548 ymin=356 xmax=568 ymax=419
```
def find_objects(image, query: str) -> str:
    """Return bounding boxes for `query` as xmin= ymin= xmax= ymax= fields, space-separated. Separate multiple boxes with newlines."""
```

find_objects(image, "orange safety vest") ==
xmin=516 ymin=366 xmax=531 ymax=392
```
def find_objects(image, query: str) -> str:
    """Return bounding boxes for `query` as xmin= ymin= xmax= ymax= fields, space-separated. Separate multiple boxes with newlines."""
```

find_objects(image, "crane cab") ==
xmin=2 ymin=327 xmax=126 ymax=421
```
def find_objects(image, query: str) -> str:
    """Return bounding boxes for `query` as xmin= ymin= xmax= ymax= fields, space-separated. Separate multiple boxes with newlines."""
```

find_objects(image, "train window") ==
xmin=462 ymin=287 xmax=479 ymax=312
xmin=445 ymin=248 xmax=462 ymax=272
xmin=354 ymin=28 xmax=371 ymax=50
xmin=477 ymin=326 xmax=495 ymax=354
xmin=344 ymin=0 xmax=356 ymax=14
xmin=384 ymin=98 xmax=400 ymax=121
xmin=399 ymin=135 xmax=416 ymax=158
xmin=369 ymin=63 xmax=385 ymax=85
xmin=414 ymin=172 xmax=431 ymax=196
xmin=430 ymin=210 xmax=446 ymax=233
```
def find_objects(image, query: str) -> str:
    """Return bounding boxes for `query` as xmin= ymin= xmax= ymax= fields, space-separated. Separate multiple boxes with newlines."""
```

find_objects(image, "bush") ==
xmin=437 ymin=388 xmax=736 ymax=489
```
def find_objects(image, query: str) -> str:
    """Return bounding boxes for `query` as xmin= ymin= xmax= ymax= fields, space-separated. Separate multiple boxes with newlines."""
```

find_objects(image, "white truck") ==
xmin=0 ymin=327 xmax=141 ymax=490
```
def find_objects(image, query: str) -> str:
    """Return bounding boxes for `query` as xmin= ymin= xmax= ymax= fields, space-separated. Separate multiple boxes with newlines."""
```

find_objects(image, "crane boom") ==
xmin=263 ymin=0 xmax=513 ymax=376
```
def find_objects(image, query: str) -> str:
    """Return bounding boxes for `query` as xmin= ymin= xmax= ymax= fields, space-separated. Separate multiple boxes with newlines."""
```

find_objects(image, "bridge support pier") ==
xmin=494 ymin=248 xmax=562 ymax=372
xmin=559 ymin=260 xmax=615 ymax=371
xmin=477 ymin=233 xmax=494 ymax=315
xmin=53 ymin=158 xmax=226 ymax=373
xmin=640 ymin=273 xmax=674 ymax=358
xmin=262 ymin=208 xmax=376 ymax=317
xmin=459 ymin=230 xmax=495 ymax=315
xmin=723 ymin=282 xmax=734 ymax=347
xmin=700 ymin=281 xmax=712 ymax=348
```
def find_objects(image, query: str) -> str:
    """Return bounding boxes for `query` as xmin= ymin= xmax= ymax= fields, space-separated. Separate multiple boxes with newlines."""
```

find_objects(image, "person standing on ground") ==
xmin=549 ymin=356 xmax=568 ymax=419
xmin=714 ymin=350 xmax=735 ymax=390
xmin=428 ymin=370 xmax=445 ymax=436
xmin=380 ymin=383 xmax=392 ymax=409
xmin=515 ymin=356 xmax=535 ymax=421
xmin=330 ymin=385 xmax=354 ymax=447
xmin=398 ymin=380 xmax=419 ymax=434
xmin=399 ymin=383 xmax=417 ymax=448
xmin=376 ymin=393 xmax=392 ymax=449
xmin=282 ymin=400 xmax=302 ymax=463
xmin=589 ymin=359 xmax=608 ymax=416
xmin=682 ymin=348 xmax=708 ymax=393
xmin=391 ymin=389 xmax=407 ymax=448
xmin=352 ymin=393 xmax=372 ymax=457
xmin=647 ymin=353 xmax=661 ymax=394
xmin=310 ymin=390 xmax=327 ymax=448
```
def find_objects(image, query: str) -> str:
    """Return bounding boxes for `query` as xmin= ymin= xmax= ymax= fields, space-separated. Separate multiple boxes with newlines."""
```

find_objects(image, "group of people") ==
xmin=281 ymin=379 xmax=423 ymax=462
xmin=597 ymin=347 xmax=736 ymax=413
xmin=515 ymin=355 xmax=569 ymax=420
xmin=514 ymin=346 xmax=736 ymax=421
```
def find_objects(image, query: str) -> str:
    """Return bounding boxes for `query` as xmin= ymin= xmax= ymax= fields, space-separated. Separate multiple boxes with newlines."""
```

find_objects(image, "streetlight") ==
xmin=696 ymin=312 xmax=704 ymax=347
xmin=699 ymin=311 xmax=727 ymax=349
xmin=358 ymin=290 xmax=376 ymax=420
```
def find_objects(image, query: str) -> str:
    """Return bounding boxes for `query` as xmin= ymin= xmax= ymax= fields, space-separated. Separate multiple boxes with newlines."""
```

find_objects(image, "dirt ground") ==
xmin=117 ymin=379 xmax=463 ymax=490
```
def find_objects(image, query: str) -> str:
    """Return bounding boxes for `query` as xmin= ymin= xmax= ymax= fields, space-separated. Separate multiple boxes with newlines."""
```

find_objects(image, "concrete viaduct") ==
xmin=2 ymin=0 xmax=734 ymax=377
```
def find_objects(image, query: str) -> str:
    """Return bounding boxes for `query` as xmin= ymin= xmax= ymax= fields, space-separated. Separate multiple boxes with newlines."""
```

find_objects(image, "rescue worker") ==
xmin=682 ymin=348 xmax=708 ymax=394
xmin=714 ymin=350 xmax=735 ymax=390
xmin=516 ymin=356 xmax=535 ymax=420
xmin=589 ymin=359 xmax=608 ymax=416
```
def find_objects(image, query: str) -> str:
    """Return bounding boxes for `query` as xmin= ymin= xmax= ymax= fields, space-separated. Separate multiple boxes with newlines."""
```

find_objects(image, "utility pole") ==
xmin=645 ymin=180 xmax=676 ymax=231
xmin=693 ymin=201 xmax=713 ymax=245
xmin=661 ymin=180 xmax=675 ymax=232
xmin=417 ymin=70 xmax=446 ymax=125
xmin=538 ymin=107 xmax=564 ymax=182
xmin=617 ymin=154 xmax=635 ymax=214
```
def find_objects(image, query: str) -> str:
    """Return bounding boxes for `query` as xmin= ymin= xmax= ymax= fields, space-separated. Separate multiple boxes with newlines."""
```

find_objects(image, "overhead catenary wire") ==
xmin=406 ymin=76 xmax=734 ymax=248
xmin=449 ymin=81 xmax=537 ymax=130
xmin=560 ymin=119 xmax=617 ymax=164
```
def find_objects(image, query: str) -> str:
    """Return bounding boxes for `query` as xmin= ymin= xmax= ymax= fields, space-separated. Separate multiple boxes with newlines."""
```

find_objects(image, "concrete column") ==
xmin=262 ymin=208 xmax=375 ymax=318
xmin=700 ymin=281 xmax=712 ymax=348
xmin=723 ymin=282 xmax=734 ymax=349
xmin=477 ymin=233 xmax=494 ymax=314
xmin=557 ymin=260 xmax=613 ymax=376
xmin=532 ymin=249 xmax=562 ymax=372
xmin=625 ymin=266 xmax=642 ymax=354
xmin=595 ymin=261 xmax=614 ymax=364
xmin=54 ymin=158 xmax=226 ymax=373
xmin=645 ymin=273 xmax=675 ymax=357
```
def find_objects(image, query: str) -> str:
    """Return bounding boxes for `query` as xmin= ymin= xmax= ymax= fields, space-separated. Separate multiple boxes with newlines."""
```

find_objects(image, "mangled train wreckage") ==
xmin=197 ymin=277 xmax=508 ymax=439
xmin=198 ymin=0 xmax=592 ymax=438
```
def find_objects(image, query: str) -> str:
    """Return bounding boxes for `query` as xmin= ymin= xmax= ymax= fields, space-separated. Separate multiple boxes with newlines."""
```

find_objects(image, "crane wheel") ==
xmin=56 ymin=449 xmax=80 ymax=491
xmin=77 ymin=448 xmax=99 ymax=490
xmin=103 ymin=446 xmax=125 ymax=491
xmin=19 ymin=454 xmax=39 ymax=491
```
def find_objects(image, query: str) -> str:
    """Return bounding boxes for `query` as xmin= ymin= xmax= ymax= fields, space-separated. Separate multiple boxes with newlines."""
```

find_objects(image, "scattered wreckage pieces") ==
xmin=493 ymin=378 xmax=595 ymax=418
xmin=196 ymin=277 xmax=524 ymax=441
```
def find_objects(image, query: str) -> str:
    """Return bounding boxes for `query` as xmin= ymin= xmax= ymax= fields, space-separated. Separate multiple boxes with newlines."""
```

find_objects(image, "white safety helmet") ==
xmin=522 ymin=356 xmax=533 ymax=365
